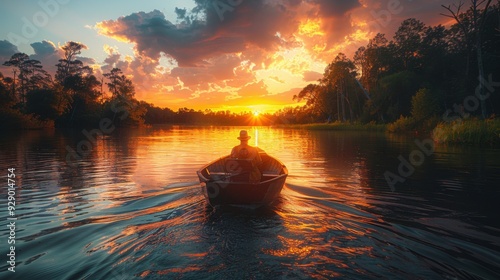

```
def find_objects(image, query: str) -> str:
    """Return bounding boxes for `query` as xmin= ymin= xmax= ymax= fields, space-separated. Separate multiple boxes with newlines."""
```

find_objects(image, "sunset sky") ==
xmin=0 ymin=0 xmax=453 ymax=113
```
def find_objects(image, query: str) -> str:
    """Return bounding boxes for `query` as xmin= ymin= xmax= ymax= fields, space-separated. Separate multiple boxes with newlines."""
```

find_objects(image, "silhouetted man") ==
xmin=230 ymin=130 xmax=262 ymax=182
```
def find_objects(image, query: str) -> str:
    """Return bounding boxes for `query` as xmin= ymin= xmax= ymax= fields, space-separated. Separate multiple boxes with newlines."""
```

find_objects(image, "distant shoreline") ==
xmin=3 ymin=118 xmax=499 ymax=146
xmin=276 ymin=122 xmax=387 ymax=132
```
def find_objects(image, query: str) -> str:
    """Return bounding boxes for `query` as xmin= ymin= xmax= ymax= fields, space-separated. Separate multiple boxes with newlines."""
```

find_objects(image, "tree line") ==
xmin=293 ymin=1 xmax=500 ymax=130
xmin=1 ymin=2 xmax=499 ymax=130
xmin=0 ymin=41 xmax=147 ymax=129
xmin=0 ymin=41 xmax=294 ymax=128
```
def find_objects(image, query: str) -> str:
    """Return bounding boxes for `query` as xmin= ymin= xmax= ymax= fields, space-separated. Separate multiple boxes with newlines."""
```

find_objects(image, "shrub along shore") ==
xmin=283 ymin=118 xmax=500 ymax=146
xmin=432 ymin=119 xmax=500 ymax=145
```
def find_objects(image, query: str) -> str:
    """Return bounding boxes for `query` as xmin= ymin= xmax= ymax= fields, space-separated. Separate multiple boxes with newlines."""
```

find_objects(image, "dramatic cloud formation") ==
xmin=29 ymin=40 xmax=61 ymax=75
xmin=94 ymin=0 xmax=374 ymax=111
xmin=303 ymin=70 xmax=323 ymax=82
xmin=96 ymin=2 xmax=300 ymax=67
xmin=0 ymin=40 xmax=19 ymax=72
xmin=0 ymin=0 xmax=452 ymax=112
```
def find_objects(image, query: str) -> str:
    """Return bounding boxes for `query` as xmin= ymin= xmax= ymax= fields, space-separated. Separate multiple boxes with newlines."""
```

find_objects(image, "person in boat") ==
xmin=230 ymin=130 xmax=263 ymax=183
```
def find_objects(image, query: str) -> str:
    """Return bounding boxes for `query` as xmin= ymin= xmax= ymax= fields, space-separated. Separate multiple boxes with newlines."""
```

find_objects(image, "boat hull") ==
xmin=197 ymin=153 xmax=287 ymax=207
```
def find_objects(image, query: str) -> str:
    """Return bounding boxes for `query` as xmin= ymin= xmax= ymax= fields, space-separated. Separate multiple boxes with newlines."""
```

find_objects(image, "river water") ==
xmin=0 ymin=126 xmax=499 ymax=279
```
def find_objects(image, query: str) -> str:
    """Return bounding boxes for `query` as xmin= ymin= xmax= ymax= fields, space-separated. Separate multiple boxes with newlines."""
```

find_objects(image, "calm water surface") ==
xmin=0 ymin=126 xmax=499 ymax=279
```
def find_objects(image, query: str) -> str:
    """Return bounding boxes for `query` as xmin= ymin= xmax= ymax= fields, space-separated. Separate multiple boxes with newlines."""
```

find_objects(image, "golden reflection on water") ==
xmin=93 ymin=128 xmax=379 ymax=271
xmin=3 ymin=127 xmax=500 ymax=279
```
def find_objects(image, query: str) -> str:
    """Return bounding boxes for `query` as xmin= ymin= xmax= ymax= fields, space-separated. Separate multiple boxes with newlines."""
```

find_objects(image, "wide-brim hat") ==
xmin=237 ymin=130 xmax=251 ymax=140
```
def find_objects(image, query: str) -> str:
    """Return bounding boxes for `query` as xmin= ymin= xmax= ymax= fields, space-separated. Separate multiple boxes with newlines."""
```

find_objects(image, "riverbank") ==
xmin=279 ymin=119 xmax=500 ymax=145
xmin=0 ymin=108 xmax=54 ymax=130
xmin=433 ymin=118 xmax=500 ymax=145
xmin=277 ymin=122 xmax=387 ymax=132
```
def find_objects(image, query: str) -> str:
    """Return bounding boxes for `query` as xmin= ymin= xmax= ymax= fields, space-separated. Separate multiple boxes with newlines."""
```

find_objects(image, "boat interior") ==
xmin=199 ymin=153 xmax=286 ymax=183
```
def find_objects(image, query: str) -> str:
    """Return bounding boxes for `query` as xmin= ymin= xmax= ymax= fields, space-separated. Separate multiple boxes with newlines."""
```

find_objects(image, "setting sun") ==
xmin=1 ymin=1 xmax=498 ymax=279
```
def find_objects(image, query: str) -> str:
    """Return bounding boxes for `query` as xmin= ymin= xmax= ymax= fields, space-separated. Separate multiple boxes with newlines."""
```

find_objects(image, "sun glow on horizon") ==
xmin=89 ymin=3 xmax=365 ymax=114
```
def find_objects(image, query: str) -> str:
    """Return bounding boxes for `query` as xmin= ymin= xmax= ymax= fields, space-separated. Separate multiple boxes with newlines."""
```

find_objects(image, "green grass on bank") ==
xmin=432 ymin=118 xmax=500 ymax=145
xmin=278 ymin=118 xmax=500 ymax=146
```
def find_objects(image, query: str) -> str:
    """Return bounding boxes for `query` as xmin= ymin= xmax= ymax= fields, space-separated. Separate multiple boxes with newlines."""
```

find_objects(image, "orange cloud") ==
xmin=93 ymin=0 xmax=449 ymax=112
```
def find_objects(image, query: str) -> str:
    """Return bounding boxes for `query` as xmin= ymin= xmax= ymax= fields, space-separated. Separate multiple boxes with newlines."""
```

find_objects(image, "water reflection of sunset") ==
xmin=3 ymin=127 xmax=500 ymax=279
xmin=53 ymin=127 xmax=382 ymax=279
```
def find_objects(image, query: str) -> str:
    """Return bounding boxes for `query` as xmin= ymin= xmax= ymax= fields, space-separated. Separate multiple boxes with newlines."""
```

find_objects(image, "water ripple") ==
xmin=1 ymin=128 xmax=499 ymax=279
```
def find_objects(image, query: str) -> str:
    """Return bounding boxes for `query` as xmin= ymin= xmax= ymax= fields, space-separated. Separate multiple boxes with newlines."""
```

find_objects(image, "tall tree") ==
xmin=354 ymin=46 xmax=368 ymax=87
xmin=293 ymin=83 xmax=325 ymax=117
xmin=393 ymin=18 xmax=426 ymax=71
xmin=358 ymin=33 xmax=394 ymax=92
xmin=104 ymin=68 xmax=135 ymax=99
xmin=322 ymin=53 xmax=362 ymax=122
xmin=55 ymin=41 xmax=91 ymax=84
xmin=103 ymin=67 xmax=145 ymax=127
xmin=3 ymin=53 xmax=50 ymax=104
xmin=3 ymin=53 xmax=28 ymax=103
xmin=420 ymin=25 xmax=451 ymax=84
xmin=54 ymin=42 xmax=102 ymax=127
xmin=22 ymin=59 xmax=50 ymax=91
xmin=441 ymin=0 xmax=494 ymax=118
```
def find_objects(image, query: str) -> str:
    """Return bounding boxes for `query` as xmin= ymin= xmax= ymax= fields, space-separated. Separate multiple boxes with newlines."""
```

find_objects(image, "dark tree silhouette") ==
xmin=3 ymin=53 xmax=29 ymax=103
xmin=393 ymin=18 xmax=426 ymax=71
xmin=56 ymin=41 xmax=92 ymax=84
xmin=441 ymin=0 xmax=494 ymax=118
xmin=104 ymin=68 xmax=135 ymax=99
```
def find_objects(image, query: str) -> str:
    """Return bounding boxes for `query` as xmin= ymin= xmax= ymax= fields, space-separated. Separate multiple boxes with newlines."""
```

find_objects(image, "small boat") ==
xmin=197 ymin=152 xmax=288 ymax=207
